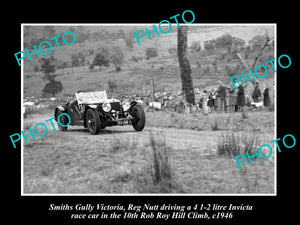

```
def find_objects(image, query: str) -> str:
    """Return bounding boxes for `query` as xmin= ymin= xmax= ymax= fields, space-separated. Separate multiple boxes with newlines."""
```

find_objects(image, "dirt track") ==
xmin=43 ymin=123 xmax=222 ymax=153
xmin=23 ymin=112 xmax=273 ymax=153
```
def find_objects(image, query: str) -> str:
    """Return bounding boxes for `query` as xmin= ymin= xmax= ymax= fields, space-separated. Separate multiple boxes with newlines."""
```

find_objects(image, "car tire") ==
xmin=131 ymin=105 xmax=146 ymax=131
xmin=86 ymin=108 xmax=101 ymax=135
xmin=56 ymin=110 xmax=68 ymax=131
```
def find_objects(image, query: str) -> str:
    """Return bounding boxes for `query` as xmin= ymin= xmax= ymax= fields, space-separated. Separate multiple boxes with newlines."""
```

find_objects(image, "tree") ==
xmin=189 ymin=41 xmax=201 ymax=52
xmin=108 ymin=80 xmax=117 ymax=92
xmin=168 ymin=47 xmax=177 ymax=55
xmin=177 ymin=26 xmax=195 ymax=105
xmin=146 ymin=48 xmax=158 ymax=59
xmin=232 ymin=37 xmax=245 ymax=50
xmin=62 ymin=62 xmax=68 ymax=68
xmin=109 ymin=46 xmax=124 ymax=69
xmin=71 ymin=54 xmax=81 ymax=67
xmin=204 ymin=39 xmax=215 ymax=51
xmin=71 ymin=52 xmax=85 ymax=67
xmin=39 ymin=56 xmax=63 ymax=97
xmin=235 ymin=32 xmax=272 ymax=87
xmin=215 ymin=34 xmax=233 ymax=50
xmin=88 ymin=48 xmax=94 ymax=55
xmin=42 ymin=80 xmax=63 ymax=97
xmin=214 ymin=34 xmax=246 ymax=53
xmin=40 ymin=57 xmax=56 ymax=81
xmin=250 ymin=34 xmax=271 ymax=71
xmin=45 ymin=26 xmax=56 ymax=37
xmin=92 ymin=53 xmax=109 ymax=70
xmin=97 ymin=46 xmax=110 ymax=56
xmin=117 ymin=29 xmax=126 ymax=39
xmin=249 ymin=35 xmax=268 ymax=50
xmin=124 ymin=37 xmax=134 ymax=49
xmin=34 ymin=65 xmax=39 ymax=72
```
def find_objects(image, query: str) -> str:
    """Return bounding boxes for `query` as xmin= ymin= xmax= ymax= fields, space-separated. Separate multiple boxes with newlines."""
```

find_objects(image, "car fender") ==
xmin=57 ymin=106 xmax=66 ymax=111
xmin=54 ymin=105 xmax=67 ymax=120
xmin=129 ymin=101 xmax=138 ymax=111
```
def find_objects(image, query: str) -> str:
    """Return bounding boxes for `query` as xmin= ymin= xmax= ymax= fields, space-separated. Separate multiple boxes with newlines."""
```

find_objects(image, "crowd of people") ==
xmin=198 ymin=79 xmax=271 ymax=113
xmin=23 ymin=78 xmax=272 ymax=114
xmin=113 ymin=79 xmax=272 ymax=113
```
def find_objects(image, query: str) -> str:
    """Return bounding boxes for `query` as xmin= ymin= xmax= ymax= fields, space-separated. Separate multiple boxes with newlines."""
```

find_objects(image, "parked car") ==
xmin=54 ymin=91 xmax=145 ymax=134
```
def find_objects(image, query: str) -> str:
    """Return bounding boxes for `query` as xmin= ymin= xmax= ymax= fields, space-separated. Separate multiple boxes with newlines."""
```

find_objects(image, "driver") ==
xmin=69 ymin=91 xmax=83 ymax=119
xmin=69 ymin=90 xmax=82 ymax=108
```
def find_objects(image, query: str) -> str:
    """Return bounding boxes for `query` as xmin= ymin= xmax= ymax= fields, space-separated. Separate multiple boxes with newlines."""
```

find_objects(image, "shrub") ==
xmin=133 ymin=131 xmax=184 ymax=193
xmin=167 ymin=47 xmax=177 ymax=55
xmin=149 ymin=132 xmax=171 ymax=185
xmin=109 ymin=135 xmax=139 ymax=153
xmin=42 ymin=80 xmax=63 ymax=97
xmin=124 ymin=37 xmax=134 ymax=48
xmin=146 ymin=48 xmax=158 ymax=59
xmin=189 ymin=41 xmax=201 ymax=52
xmin=131 ymin=55 xmax=138 ymax=62
xmin=204 ymin=39 xmax=216 ymax=51
xmin=116 ymin=66 xmax=121 ymax=72
xmin=23 ymin=121 xmax=33 ymax=130
xmin=93 ymin=53 xmax=109 ymax=69
xmin=217 ymin=131 xmax=260 ymax=158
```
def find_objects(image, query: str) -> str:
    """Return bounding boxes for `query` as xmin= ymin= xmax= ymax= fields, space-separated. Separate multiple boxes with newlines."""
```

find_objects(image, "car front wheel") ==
xmin=131 ymin=105 xmax=146 ymax=131
xmin=86 ymin=108 xmax=101 ymax=135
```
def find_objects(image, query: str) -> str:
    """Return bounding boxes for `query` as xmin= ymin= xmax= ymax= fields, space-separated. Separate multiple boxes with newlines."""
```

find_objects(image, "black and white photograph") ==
xmin=21 ymin=24 xmax=276 ymax=195
xmin=4 ymin=4 xmax=299 ymax=224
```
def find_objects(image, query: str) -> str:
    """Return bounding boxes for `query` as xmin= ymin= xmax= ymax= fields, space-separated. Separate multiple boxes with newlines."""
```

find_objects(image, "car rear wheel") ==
xmin=131 ymin=105 xmax=146 ymax=131
xmin=86 ymin=108 xmax=101 ymax=135
xmin=56 ymin=110 xmax=68 ymax=131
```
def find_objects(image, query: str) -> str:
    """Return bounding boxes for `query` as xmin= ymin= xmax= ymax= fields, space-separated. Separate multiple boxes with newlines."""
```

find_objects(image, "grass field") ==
xmin=23 ymin=110 xmax=275 ymax=194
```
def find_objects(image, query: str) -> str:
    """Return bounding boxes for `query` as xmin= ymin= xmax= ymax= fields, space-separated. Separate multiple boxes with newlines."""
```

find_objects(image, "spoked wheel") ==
xmin=86 ymin=109 xmax=101 ymax=135
xmin=131 ymin=105 xmax=146 ymax=131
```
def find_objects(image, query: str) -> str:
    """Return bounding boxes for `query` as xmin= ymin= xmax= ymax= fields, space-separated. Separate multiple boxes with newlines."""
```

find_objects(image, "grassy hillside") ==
xmin=23 ymin=25 xmax=275 ymax=100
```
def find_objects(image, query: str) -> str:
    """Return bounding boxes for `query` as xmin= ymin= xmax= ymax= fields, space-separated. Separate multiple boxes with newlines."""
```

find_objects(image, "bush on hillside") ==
xmin=146 ymin=48 xmax=158 ymax=59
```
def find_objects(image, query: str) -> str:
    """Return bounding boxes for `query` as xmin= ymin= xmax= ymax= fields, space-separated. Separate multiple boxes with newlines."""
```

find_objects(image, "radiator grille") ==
xmin=110 ymin=102 xmax=121 ymax=111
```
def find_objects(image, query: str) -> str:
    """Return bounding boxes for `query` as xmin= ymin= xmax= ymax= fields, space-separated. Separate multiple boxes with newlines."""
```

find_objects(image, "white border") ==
xmin=21 ymin=23 xmax=277 ymax=196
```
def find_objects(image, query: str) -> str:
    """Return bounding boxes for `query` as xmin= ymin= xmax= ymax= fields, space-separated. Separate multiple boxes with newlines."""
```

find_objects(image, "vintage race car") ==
xmin=54 ymin=91 xmax=145 ymax=134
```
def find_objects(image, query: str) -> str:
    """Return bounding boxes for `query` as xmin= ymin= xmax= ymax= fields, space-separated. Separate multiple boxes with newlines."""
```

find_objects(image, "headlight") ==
xmin=122 ymin=100 xmax=131 ymax=111
xmin=102 ymin=102 xmax=111 ymax=112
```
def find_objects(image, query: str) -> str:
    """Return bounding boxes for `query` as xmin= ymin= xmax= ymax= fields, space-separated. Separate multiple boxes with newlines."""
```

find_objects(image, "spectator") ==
xmin=237 ymin=81 xmax=245 ymax=111
xmin=229 ymin=77 xmax=238 ymax=112
xmin=263 ymin=83 xmax=270 ymax=109
xmin=207 ymin=90 xmax=214 ymax=111
xmin=216 ymin=80 xmax=226 ymax=112
xmin=202 ymin=91 xmax=209 ymax=115
xmin=252 ymin=81 xmax=262 ymax=102
xmin=225 ymin=88 xmax=230 ymax=112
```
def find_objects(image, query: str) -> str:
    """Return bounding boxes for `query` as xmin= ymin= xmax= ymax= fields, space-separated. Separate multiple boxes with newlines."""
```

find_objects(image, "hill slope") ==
xmin=23 ymin=25 xmax=275 ymax=99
